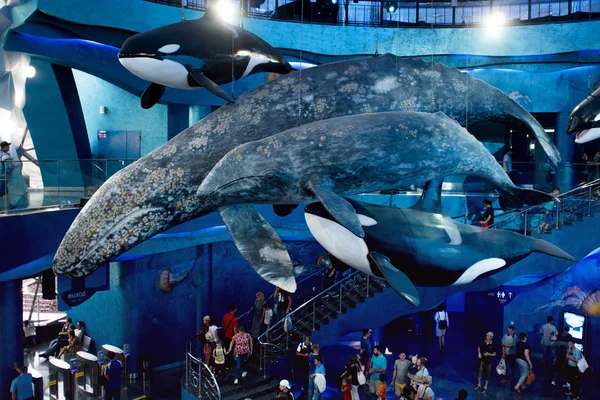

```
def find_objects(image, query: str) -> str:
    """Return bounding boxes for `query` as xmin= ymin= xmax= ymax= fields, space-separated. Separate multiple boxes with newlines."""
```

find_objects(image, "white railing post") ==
xmin=523 ymin=211 xmax=527 ymax=235
xmin=366 ymin=274 xmax=370 ymax=298
xmin=588 ymin=185 xmax=592 ymax=217
xmin=312 ymin=299 xmax=316 ymax=331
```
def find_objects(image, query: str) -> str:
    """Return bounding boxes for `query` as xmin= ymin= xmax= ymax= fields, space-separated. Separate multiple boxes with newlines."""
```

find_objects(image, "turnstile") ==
xmin=29 ymin=367 xmax=43 ymax=400
xmin=48 ymin=358 xmax=74 ymax=400
xmin=75 ymin=351 xmax=101 ymax=397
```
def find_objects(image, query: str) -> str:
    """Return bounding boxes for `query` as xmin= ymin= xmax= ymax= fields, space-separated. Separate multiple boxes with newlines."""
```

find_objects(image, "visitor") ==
xmin=222 ymin=306 xmax=238 ymax=357
xmin=323 ymin=260 xmax=337 ymax=292
xmin=57 ymin=329 xmax=82 ymax=360
xmin=307 ymin=344 xmax=319 ymax=399
xmin=40 ymin=317 xmax=74 ymax=359
xmin=278 ymin=379 xmax=295 ymax=400
xmin=501 ymin=325 xmax=517 ymax=386
xmin=475 ymin=331 xmax=497 ymax=393
xmin=539 ymin=315 xmax=558 ymax=382
xmin=452 ymin=389 xmax=468 ymax=400
xmin=226 ymin=325 xmax=253 ymax=384
xmin=554 ymin=326 xmax=572 ymax=386
xmin=213 ymin=340 xmax=226 ymax=381
xmin=251 ymin=292 xmax=266 ymax=338
xmin=433 ymin=305 xmax=448 ymax=351
xmin=360 ymin=329 xmax=373 ymax=376
xmin=274 ymin=287 xmax=292 ymax=321
xmin=23 ymin=321 xmax=36 ymax=350
xmin=311 ymin=355 xmax=326 ymax=400
xmin=391 ymin=351 xmax=411 ymax=397
xmin=341 ymin=376 xmax=352 ymax=400
xmin=480 ymin=200 xmax=494 ymax=227
xmin=375 ymin=373 xmax=387 ymax=399
xmin=104 ymin=351 xmax=123 ymax=400
xmin=369 ymin=346 xmax=387 ymax=398
xmin=0 ymin=141 xmax=13 ymax=209
xmin=565 ymin=339 xmax=582 ymax=399
xmin=198 ymin=315 xmax=218 ymax=366
xmin=344 ymin=356 xmax=362 ymax=400
xmin=538 ymin=187 xmax=560 ymax=233
xmin=408 ymin=357 xmax=429 ymax=389
xmin=514 ymin=332 xmax=533 ymax=393
xmin=74 ymin=321 xmax=85 ymax=341
xmin=10 ymin=363 xmax=33 ymax=400
xmin=261 ymin=302 xmax=273 ymax=336
xmin=296 ymin=335 xmax=312 ymax=394
xmin=415 ymin=375 xmax=434 ymax=400
xmin=503 ymin=148 xmax=513 ymax=174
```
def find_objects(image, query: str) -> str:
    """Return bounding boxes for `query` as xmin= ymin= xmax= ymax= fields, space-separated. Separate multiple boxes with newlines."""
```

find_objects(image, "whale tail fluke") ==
xmin=533 ymin=239 xmax=576 ymax=262
xmin=498 ymin=186 xmax=556 ymax=210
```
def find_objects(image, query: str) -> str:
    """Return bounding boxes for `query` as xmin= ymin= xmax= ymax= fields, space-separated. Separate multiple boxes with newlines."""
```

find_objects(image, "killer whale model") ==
xmin=567 ymin=87 xmax=600 ymax=144
xmin=304 ymin=179 xmax=576 ymax=307
xmin=53 ymin=55 xmax=561 ymax=289
xmin=118 ymin=10 xmax=294 ymax=108
xmin=196 ymin=112 xmax=555 ymax=290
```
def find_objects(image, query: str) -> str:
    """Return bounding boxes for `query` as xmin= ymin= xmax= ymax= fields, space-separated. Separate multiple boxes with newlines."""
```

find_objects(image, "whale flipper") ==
xmin=219 ymin=204 xmax=296 ymax=292
xmin=188 ymin=70 xmax=236 ymax=103
xmin=141 ymin=83 xmax=166 ymax=109
xmin=308 ymin=180 xmax=365 ymax=238
xmin=368 ymin=251 xmax=420 ymax=307
xmin=273 ymin=204 xmax=299 ymax=217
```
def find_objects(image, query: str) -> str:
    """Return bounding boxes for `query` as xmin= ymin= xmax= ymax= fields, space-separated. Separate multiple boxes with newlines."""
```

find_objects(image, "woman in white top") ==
xmin=434 ymin=305 xmax=449 ymax=351
xmin=415 ymin=376 xmax=434 ymax=400
xmin=408 ymin=357 xmax=430 ymax=389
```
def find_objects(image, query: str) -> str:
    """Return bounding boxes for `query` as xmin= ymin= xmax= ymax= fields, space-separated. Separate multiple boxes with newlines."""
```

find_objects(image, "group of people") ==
xmin=38 ymin=317 xmax=85 ymax=361
xmin=474 ymin=316 xmax=584 ymax=399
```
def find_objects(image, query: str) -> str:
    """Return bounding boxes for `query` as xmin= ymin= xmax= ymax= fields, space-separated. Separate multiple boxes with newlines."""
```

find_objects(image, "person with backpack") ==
xmin=226 ymin=326 xmax=253 ymax=384
xmin=434 ymin=305 xmax=449 ymax=351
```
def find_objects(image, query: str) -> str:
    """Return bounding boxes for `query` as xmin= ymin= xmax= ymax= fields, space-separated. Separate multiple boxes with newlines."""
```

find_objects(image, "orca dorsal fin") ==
xmin=412 ymin=178 xmax=445 ymax=214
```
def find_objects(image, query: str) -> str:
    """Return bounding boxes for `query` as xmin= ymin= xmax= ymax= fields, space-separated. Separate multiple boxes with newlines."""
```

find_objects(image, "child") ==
xmin=213 ymin=340 xmax=226 ymax=381
xmin=377 ymin=373 xmax=387 ymax=400
xmin=261 ymin=302 xmax=273 ymax=335
xmin=341 ymin=376 xmax=352 ymax=400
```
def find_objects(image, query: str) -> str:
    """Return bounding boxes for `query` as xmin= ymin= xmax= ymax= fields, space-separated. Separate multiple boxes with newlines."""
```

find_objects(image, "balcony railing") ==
xmin=145 ymin=0 xmax=600 ymax=27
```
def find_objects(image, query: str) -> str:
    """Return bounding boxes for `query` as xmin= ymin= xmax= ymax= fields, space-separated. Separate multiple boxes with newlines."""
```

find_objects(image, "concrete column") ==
xmin=554 ymin=112 xmax=578 ymax=191
xmin=167 ymin=104 xmax=190 ymax=140
xmin=0 ymin=279 xmax=23 ymax=394
xmin=189 ymin=105 xmax=214 ymax=126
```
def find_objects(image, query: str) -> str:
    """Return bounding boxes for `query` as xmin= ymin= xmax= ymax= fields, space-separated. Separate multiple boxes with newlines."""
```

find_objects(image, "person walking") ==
xmin=0 ymin=141 xmax=13 ymax=209
xmin=311 ymin=355 xmax=326 ymax=400
xmin=501 ymin=325 xmax=517 ymax=386
xmin=554 ymin=326 xmax=572 ymax=386
xmin=226 ymin=326 xmax=253 ymax=384
xmin=296 ymin=335 xmax=312 ymax=395
xmin=475 ymin=332 xmax=497 ymax=393
xmin=274 ymin=287 xmax=292 ymax=321
xmin=514 ymin=333 xmax=533 ymax=393
xmin=369 ymin=346 xmax=387 ymax=398
xmin=104 ymin=351 xmax=123 ymax=400
xmin=391 ymin=351 xmax=411 ymax=397
xmin=539 ymin=316 xmax=558 ymax=382
xmin=251 ymin=292 xmax=266 ymax=338
xmin=10 ymin=363 xmax=34 ymax=400
xmin=360 ymin=329 xmax=373 ymax=377
xmin=565 ymin=340 xmax=582 ymax=399
xmin=434 ymin=305 xmax=449 ymax=351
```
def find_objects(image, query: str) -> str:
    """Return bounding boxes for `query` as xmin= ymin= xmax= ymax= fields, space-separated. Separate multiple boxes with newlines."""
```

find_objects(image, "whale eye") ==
xmin=157 ymin=44 xmax=181 ymax=54
xmin=265 ymin=172 xmax=275 ymax=179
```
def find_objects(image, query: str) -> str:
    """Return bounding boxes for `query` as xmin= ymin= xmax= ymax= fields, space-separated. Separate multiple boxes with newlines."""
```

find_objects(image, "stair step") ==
xmin=220 ymin=375 xmax=279 ymax=400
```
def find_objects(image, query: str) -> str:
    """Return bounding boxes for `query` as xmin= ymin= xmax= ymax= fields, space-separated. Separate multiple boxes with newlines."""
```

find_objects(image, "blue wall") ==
xmin=73 ymin=69 xmax=168 ymax=157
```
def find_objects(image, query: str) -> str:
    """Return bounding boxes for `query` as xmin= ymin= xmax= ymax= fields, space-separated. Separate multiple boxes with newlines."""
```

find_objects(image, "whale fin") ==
xmin=273 ymin=204 xmax=298 ymax=217
xmin=308 ymin=180 xmax=364 ymax=238
xmin=219 ymin=204 xmax=297 ymax=292
xmin=498 ymin=187 xmax=556 ymax=210
xmin=412 ymin=178 xmax=445 ymax=214
xmin=141 ymin=83 xmax=166 ymax=109
xmin=533 ymin=239 xmax=576 ymax=261
xmin=368 ymin=251 xmax=420 ymax=307
xmin=188 ymin=70 xmax=236 ymax=103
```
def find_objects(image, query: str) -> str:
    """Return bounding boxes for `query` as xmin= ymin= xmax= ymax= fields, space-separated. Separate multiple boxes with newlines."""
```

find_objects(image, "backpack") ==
xmin=438 ymin=312 xmax=448 ymax=330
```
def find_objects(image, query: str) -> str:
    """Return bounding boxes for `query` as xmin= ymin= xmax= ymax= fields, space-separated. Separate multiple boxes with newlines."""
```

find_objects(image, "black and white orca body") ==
xmin=568 ymin=87 xmax=600 ymax=144
xmin=304 ymin=180 xmax=575 ymax=307
xmin=118 ymin=10 xmax=294 ymax=108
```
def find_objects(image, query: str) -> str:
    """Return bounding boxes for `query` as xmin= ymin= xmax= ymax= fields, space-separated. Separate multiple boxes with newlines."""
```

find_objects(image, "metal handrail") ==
xmin=185 ymin=335 xmax=221 ymax=400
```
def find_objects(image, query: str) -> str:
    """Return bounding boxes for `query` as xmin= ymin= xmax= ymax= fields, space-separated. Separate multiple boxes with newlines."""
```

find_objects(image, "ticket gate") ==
xmin=29 ymin=367 xmax=43 ymax=400
xmin=48 ymin=358 xmax=74 ymax=400
xmin=75 ymin=351 xmax=101 ymax=397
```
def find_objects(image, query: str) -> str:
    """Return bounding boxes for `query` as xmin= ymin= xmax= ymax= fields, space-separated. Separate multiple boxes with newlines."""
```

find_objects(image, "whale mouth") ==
xmin=118 ymin=52 xmax=164 ymax=61
xmin=575 ymin=127 xmax=600 ymax=144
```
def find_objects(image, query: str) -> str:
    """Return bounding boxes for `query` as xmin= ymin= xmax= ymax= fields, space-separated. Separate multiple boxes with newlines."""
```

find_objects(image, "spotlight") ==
xmin=214 ymin=0 xmax=237 ymax=24
xmin=25 ymin=65 xmax=36 ymax=78
xmin=385 ymin=2 xmax=397 ymax=12
xmin=331 ymin=0 xmax=337 ymax=4
xmin=484 ymin=12 xmax=506 ymax=36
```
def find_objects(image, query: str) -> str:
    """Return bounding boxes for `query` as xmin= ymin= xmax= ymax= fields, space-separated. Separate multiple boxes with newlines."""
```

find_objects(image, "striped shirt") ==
xmin=539 ymin=323 xmax=558 ymax=346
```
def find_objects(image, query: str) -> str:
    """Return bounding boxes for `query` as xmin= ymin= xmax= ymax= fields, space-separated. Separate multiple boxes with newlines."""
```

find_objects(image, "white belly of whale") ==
xmin=575 ymin=127 xmax=600 ymax=144
xmin=451 ymin=258 xmax=506 ymax=286
xmin=119 ymin=57 xmax=193 ymax=90
xmin=304 ymin=213 xmax=372 ymax=275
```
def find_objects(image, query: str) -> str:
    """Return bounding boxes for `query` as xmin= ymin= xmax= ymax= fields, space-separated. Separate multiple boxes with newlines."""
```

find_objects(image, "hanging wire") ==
xmin=296 ymin=0 xmax=305 ymax=127
xmin=180 ymin=0 xmax=186 ymax=21
xmin=587 ymin=0 xmax=592 ymax=95
xmin=430 ymin=0 xmax=435 ymax=113
xmin=465 ymin=1 xmax=470 ymax=132
xmin=231 ymin=23 xmax=236 ymax=100
xmin=395 ymin=2 xmax=400 ymax=110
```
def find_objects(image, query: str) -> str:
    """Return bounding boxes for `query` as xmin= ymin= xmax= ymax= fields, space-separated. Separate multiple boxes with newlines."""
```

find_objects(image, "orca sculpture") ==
xmin=118 ymin=10 xmax=293 ymax=108
xmin=304 ymin=179 xmax=576 ymax=307
xmin=567 ymin=87 xmax=600 ymax=143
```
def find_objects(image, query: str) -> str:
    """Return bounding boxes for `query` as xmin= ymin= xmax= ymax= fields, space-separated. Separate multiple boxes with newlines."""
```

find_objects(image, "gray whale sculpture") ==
xmin=567 ymin=87 xmax=600 ymax=144
xmin=304 ymin=179 xmax=575 ymax=307
xmin=118 ymin=10 xmax=293 ymax=108
xmin=53 ymin=54 xmax=560 ymax=286
xmin=197 ymin=112 xmax=555 ymax=290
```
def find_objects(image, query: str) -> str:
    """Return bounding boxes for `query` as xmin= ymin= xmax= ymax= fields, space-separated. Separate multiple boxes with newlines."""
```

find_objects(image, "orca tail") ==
xmin=533 ymin=239 xmax=576 ymax=262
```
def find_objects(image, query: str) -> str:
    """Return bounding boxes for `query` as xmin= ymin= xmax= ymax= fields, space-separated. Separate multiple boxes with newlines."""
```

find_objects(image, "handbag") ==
xmin=437 ymin=312 xmax=448 ymax=330
xmin=496 ymin=358 xmax=506 ymax=376
xmin=526 ymin=370 xmax=536 ymax=385
xmin=577 ymin=355 xmax=589 ymax=373
xmin=356 ymin=364 xmax=367 ymax=385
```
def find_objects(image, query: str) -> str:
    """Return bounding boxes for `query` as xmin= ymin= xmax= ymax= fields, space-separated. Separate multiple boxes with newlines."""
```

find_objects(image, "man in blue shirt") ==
xmin=369 ymin=345 xmax=387 ymax=398
xmin=565 ymin=340 xmax=582 ymax=399
xmin=105 ymin=351 xmax=123 ymax=400
xmin=10 ymin=364 xmax=34 ymax=400
xmin=310 ymin=355 xmax=326 ymax=400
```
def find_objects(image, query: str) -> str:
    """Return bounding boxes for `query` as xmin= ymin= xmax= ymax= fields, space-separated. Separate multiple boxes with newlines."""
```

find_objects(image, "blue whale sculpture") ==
xmin=118 ymin=10 xmax=293 ymax=108
xmin=567 ymin=87 xmax=600 ymax=144
xmin=53 ymin=55 xmax=560 ymax=288
xmin=304 ymin=179 xmax=576 ymax=307
xmin=197 ymin=112 xmax=555 ymax=291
